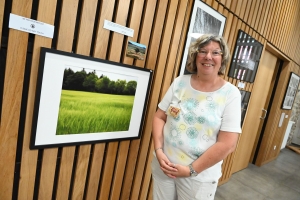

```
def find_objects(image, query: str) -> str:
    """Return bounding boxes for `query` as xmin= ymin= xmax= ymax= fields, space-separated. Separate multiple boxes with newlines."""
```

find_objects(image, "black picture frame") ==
xmin=240 ymin=90 xmax=251 ymax=126
xmin=179 ymin=0 xmax=227 ymax=75
xmin=281 ymin=72 xmax=300 ymax=110
xmin=227 ymin=30 xmax=263 ymax=83
xmin=30 ymin=47 xmax=153 ymax=149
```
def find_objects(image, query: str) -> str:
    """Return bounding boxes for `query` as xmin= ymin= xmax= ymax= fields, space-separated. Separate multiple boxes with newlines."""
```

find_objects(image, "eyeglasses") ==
xmin=197 ymin=49 xmax=223 ymax=57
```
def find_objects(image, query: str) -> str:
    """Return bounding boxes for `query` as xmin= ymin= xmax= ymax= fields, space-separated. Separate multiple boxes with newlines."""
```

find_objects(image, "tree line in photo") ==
xmin=62 ymin=68 xmax=137 ymax=95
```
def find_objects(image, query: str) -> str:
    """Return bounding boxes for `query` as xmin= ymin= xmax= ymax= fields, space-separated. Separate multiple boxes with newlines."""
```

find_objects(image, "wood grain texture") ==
xmin=130 ymin=0 xmax=169 ymax=198
xmin=0 ymin=0 xmax=5 ymax=46
xmin=0 ymin=0 xmax=32 ymax=199
xmin=54 ymin=0 xmax=79 ymax=199
xmin=18 ymin=0 xmax=57 ymax=198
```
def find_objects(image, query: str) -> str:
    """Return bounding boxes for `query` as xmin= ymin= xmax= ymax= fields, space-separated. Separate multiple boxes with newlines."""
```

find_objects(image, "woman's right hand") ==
xmin=155 ymin=149 xmax=178 ymax=178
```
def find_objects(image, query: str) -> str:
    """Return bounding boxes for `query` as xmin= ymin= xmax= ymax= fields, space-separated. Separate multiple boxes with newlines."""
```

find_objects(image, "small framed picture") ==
xmin=30 ymin=47 xmax=153 ymax=149
xmin=282 ymin=72 xmax=300 ymax=110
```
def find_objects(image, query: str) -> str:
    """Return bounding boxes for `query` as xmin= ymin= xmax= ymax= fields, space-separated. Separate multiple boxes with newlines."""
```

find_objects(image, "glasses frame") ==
xmin=197 ymin=49 xmax=223 ymax=57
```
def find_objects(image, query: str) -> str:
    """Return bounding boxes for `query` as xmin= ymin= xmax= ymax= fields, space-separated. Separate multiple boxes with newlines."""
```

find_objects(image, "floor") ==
xmin=215 ymin=148 xmax=300 ymax=200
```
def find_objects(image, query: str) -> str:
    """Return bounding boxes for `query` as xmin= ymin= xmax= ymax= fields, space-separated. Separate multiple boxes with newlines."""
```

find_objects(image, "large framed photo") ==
xmin=30 ymin=47 xmax=153 ymax=149
xmin=227 ymin=30 xmax=263 ymax=83
xmin=282 ymin=72 xmax=300 ymax=110
xmin=179 ymin=0 xmax=226 ymax=75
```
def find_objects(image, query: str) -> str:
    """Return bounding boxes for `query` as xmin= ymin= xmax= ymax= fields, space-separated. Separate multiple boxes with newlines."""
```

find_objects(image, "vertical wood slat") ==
xmin=249 ymin=0 xmax=260 ymax=28
xmin=0 ymin=0 xmax=5 ymax=46
xmin=54 ymin=0 xmax=79 ymax=199
xmin=0 ymin=0 xmax=32 ymax=199
xmin=120 ymin=1 xmax=158 ymax=199
xmin=274 ymin=0 xmax=286 ymax=48
xmin=253 ymin=0 xmax=265 ymax=31
xmin=135 ymin=0 xmax=157 ymax=68
xmin=264 ymin=0 xmax=277 ymax=40
xmin=281 ymin=0 xmax=293 ymax=53
xmin=173 ymin=0 xmax=194 ymax=77
xmin=157 ymin=0 xmax=180 ymax=100
xmin=129 ymin=0 xmax=169 ymax=198
xmin=270 ymin=0 xmax=282 ymax=44
xmin=35 ymin=2 xmax=58 ymax=199
xmin=69 ymin=0 xmax=98 ymax=199
xmin=122 ymin=0 xmax=145 ymax=65
xmin=139 ymin=0 xmax=187 ymax=197
xmin=98 ymin=1 xmax=131 ymax=200
xmin=85 ymin=1 xmax=116 ymax=197
xmin=285 ymin=0 xmax=296 ymax=53
xmin=110 ymin=2 xmax=146 ymax=198
xmin=18 ymin=0 xmax=57 ymax=198
xmin=258 ymin=0 xmax=271 ymax=37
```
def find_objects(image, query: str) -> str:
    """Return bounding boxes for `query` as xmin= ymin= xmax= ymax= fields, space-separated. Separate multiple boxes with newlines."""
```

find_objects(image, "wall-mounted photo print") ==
xmin=30 ymin=47 xmax=153 ymax=149
xmin=227 ymin=30 xmax=263 ymax=83
xmin=179 ymin=0 xmax=226 ymax=75
xmin=282 ymin=72 xmax=300 ymax=110
xmin=126 ymin=41 xmax=146 ymax=60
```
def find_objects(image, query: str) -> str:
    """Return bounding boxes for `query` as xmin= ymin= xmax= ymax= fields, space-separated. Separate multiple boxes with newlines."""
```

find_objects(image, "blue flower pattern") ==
xmin=164 ymin=75 xmax=233 ymax=165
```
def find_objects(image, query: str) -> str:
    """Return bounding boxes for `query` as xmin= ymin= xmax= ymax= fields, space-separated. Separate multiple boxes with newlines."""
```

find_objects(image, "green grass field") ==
xmin=56 ymin=90 xmax=134 ymax=135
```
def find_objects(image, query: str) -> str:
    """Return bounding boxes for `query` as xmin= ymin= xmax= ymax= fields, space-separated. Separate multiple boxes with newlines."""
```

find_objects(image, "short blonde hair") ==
xmin=186 ymin=34 xmax=230 ymax=75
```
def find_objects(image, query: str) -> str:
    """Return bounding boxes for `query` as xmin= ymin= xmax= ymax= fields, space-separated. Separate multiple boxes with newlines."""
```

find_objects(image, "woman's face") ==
xmin=195 ymin=41 xmax=222 ymax=76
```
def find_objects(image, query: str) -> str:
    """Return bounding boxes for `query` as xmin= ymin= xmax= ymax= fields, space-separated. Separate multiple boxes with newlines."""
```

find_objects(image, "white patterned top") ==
xmin=158 ymin=75 xmax=242 ymax=181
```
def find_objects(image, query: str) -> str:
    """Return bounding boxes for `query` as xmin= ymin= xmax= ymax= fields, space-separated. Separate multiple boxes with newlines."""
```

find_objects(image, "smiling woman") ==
xmin=151 ymin=34 xmax=241 ymax=200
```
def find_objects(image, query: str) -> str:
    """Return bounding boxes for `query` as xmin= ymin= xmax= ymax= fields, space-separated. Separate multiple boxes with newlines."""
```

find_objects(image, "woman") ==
xmin=151 ymin=34 xmax=242 ymax=200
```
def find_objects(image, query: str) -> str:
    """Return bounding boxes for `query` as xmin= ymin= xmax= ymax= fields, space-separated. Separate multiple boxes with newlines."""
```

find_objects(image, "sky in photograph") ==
xmin=65 ymin=64 xmax=138 ymax=82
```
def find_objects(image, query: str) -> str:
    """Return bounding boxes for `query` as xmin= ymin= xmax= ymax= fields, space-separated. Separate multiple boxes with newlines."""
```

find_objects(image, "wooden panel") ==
xmin=0 ymin=0 xmax=4 ymax=46
xmin=270 ymin=0 xmax=282 ymax=44
xmin=258 ymin=0 xmax=271 ymax=36
xmin=35 ymin=2 xmax=58 ymax=199
xmin=130 ymin=1 xmax=168 ymax=199
xmin=54 ymin=0 xmax=80 ymax=199
xmin=120 ymin=1 xmax=158 ymax=199
xmin=70 ymin=0 xmax=98 ymax=199
xmin=274 ymin=0 xmax=287 ymax=48
xmin=93 ymin=0 xmax=116 ymax=59
xmin=85 ymin=144 xmax=105 ymax=199
xmin=135 ymin=0 xmax=157 ymax=68
xmin=110 ymin=2 xmax=146 ymax=199
xmin=238 ymin=0 xmax=248 ymax=20
xmin=254 ymin=0 xmax=265 ymax=31
xmin=263 ymin=0 xmax=276 ymax=39
xmin=0 ymin=0 xmax=32 ymax=199
xmin=99 ymin=142 xmax=118 ymax=200
xmin=85 ymin=1 xmax=116 ymax=196
xmin=98 ymin=0 xmax=131 ymax=199
xmin=18 ymin=0 xmax=57 ymax=198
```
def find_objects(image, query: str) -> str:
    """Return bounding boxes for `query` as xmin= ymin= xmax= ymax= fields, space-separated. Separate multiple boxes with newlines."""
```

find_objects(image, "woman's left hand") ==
xmin=161 ymin=163 xmax=190 ymax=178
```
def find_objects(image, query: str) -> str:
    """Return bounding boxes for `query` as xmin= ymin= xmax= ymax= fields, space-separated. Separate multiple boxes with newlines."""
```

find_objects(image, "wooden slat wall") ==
xmin=1 ymin=0 xmax=300 ymax=199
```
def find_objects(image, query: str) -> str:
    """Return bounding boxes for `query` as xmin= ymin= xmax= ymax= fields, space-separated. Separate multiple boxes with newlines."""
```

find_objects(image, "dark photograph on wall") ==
xmin=30 ymin=47 xmax=153 ymax=149
xmin=282 ymin=72 xmax=300 ymax=110
xmin=240 ymin=90 xmax=251 ymax=126
xmin=179 ymin=0 xmax=226 ymax=75
xmin=227 ymin=30 xmax=263 ymax=83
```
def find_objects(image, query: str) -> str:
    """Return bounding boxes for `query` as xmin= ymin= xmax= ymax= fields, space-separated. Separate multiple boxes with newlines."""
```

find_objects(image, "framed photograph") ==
xmin=227 ymin=30 xmax=263 ymax=83
xmin=179 ymin=0 xmax=226 ymax=75
xmin=126 ymin=40 xmax=146 ymax=60
xmin=240 ymin=90 xmax=251 ymax=126
xmin=30 ymin=47 xmax=153 ymax=149
xmin=282 ymin=72 xmax=300 ymax=110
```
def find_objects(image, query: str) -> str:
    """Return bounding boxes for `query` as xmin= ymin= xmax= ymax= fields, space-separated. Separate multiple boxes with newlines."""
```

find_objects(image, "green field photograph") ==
xmin=56 ymin=66 xmax=137 ymax=135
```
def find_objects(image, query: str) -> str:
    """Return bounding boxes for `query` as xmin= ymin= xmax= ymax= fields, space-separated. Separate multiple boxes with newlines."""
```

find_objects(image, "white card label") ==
xmin=238 ymin=82 xmax=245 ymax=89
xmin=9 ymin=13 xmax=54 ymax=38
xmin=103 ymin=20 xmax=134 ymax=37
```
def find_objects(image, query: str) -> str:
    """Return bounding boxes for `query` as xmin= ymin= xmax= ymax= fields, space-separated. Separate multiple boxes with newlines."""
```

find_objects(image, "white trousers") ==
xmin=151 ymin=158 xmax=218 ymax=200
